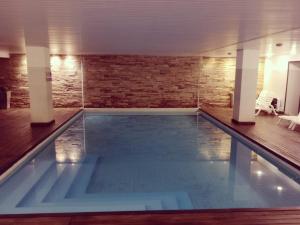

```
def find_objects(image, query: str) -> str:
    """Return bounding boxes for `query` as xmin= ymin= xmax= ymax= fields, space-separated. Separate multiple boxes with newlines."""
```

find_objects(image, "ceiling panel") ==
xmin=0 ymin=0 xmax=300 ymax=56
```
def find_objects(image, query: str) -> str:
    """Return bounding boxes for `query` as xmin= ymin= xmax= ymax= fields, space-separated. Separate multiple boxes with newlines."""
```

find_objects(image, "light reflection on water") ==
xmin=0 ymin=114 xmax=299 ymax=214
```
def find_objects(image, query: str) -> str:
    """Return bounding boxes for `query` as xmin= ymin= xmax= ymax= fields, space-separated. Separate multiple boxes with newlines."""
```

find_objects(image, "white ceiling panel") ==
xmin=1 ymin=0 xmax=300 ymax=56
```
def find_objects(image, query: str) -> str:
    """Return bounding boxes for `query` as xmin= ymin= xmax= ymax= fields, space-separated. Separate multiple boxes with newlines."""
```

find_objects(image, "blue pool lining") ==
xmin=0 ymin=109 xmax=198 ymax=185
xmin=0 ymin=111 xmax=84 ymax=185
xmin=1 ymin=108 xmax=298 ymax=187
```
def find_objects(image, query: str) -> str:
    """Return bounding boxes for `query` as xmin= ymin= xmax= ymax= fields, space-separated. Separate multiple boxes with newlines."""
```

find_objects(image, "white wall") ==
xmin=263 ymin=55 xmax=300 ymax=112
xmin=263 ymin=56 xmax=289 ymax=111
xmin=285 ymin=62 xmax=300 ymax=115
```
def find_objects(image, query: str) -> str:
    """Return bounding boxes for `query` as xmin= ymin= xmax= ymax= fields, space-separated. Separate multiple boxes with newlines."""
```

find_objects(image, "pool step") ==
xmin=65 ymin=155 xmax=99 ymax=198
xmin=43 ymin=162 xmax=82 ymax=202
xmin=82 ymin=192 xmax=193 ymax=209
xmin=17 ymin=155 xmax=98 ymax=207
xmin=17 ymin=163 xmax=67 ymax=207
xmin=62 ymin=192 xmax=193 ymax=210
xmin=2 ymin=203 xmax=147 ymax=214
xmin=0 ymin=160 xmax=54 ymax=208
xmin=36 ymin=199 xmax=163 ymax=211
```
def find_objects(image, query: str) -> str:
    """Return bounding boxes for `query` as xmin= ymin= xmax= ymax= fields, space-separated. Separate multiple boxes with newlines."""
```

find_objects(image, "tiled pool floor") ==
xmin=0 ymin=114 xmax=299 ymax=214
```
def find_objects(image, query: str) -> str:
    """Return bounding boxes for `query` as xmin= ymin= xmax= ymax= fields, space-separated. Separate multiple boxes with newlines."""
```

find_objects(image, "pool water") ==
xmin=0 ymin=114 xmax=299 ymax=214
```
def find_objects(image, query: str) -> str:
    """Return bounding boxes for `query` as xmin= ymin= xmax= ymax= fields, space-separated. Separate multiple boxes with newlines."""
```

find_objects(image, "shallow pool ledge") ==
xmin=84 ymin=108 xmax=199 ymax=115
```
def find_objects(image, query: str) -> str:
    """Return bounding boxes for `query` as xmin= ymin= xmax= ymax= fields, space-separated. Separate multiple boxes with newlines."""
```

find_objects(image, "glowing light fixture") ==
xmin=256 ymin=170 xmax=263 ymax=176
xmin=64 ymin=56 xmax=75 ymax=70
xmin=290 ymin=43 xmax=297 ymax=56
xmin=266 ymin=44 xmax=273 ymax=58
xmin=276 ymin=186 xmax=283 ymax=191
xmin=56 ymin=153 xmax=66 ymax=163
xmin=50 ymin=56 xmax=62 ymax=69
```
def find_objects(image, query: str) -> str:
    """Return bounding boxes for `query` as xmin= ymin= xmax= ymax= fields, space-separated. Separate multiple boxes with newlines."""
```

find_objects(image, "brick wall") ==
xmin=199 ymin=57 xmax=265 ymax=107
xmin=0 ymin=55 xmax=29 ymax=108
xmin=83 ymin=55 xmax=201 ymax=108
xmin=0 ymin=54 xmax=265 ymax=108
xmin=0 ymin=54 xmax=82 ymax=108
xmin=51 ymin=55 xmax=82 ymax=108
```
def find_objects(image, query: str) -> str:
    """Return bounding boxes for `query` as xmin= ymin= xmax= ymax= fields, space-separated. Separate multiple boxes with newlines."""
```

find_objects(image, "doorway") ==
xmin=285 ymin=62 xmax=300 ymax=115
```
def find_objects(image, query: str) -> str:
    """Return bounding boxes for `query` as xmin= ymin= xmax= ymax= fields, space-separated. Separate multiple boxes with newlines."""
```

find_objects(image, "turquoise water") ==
xmin=0 ymin=114 xmax=299 ymax=214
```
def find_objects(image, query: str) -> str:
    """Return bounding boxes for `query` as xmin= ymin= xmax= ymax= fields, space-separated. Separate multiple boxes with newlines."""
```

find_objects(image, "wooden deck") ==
xmin=0 ymin=108 xmax=82 ymax=176
xmin=0 ymin=209 xmax=300 ymax=225
xmin=0 ymin=107 xmax=299 ymax=225
xmin=201 ymin=106 xmax=300 ymax=169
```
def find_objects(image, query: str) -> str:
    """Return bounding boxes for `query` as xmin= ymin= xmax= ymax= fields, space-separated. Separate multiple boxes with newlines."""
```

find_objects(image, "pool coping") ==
xmin=0 ymin=109 xmax=84 ymax=184
xmin=200 ymin=109 xmax=300 ymax=171
xmin=0 ymin=107 xmax=299 ymax=218
xmin=0 ymin=206 xmax=300 ymax=218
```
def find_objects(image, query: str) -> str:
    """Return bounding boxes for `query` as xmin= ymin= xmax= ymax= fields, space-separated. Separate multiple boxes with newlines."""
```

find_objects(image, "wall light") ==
xmin=50 ymin=56 xmax=62 ymax=70
xmin=56 ymin=153 xmax=66 ymax=163
xmin=290 ymin=43 xmax=297 ymax=56
xmin=256 ymin=170 xmax=263 ymax=176
xmin=266 ymin=44 xmax=273 ymax=58
xmin=276 ymin=186 xmax=283 ymax=191
xmin=64 ymin=56 xmax=76 ymax=70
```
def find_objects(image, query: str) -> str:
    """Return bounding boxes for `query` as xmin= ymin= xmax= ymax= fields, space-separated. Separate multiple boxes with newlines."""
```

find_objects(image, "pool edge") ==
xmin=0 ymin=108 xmax=299 ymax=220
xmin=0 ymin=109 xmax=84 ymax=184
xmin=199 ymin=109 xmax=300 ymax=171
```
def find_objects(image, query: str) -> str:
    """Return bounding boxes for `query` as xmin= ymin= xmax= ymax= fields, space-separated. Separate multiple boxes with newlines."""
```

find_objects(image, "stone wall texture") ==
xmin=51 ymin=55 xmax=82 ymax=108
xmin=199 ymin=57 xmax=265 ymax=107
xmin=0 ymin=54 xmax=265 ymax=108
xmin=0 ymin=54 xmax=82 ymax=108
xmin=83 ymin=55 xmax=201 ymax=108
xmin=0 ymin=55 xmax=29 ymax=108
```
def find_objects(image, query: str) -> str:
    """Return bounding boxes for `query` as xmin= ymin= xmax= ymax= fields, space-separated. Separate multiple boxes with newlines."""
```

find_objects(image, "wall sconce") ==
xmin=64 ymin=56 xmax=76 ymax=70
xmin=50 ymin=56 xmax=62 ymax=71
xmin=290 ymin=43 xmax=297 ymax=56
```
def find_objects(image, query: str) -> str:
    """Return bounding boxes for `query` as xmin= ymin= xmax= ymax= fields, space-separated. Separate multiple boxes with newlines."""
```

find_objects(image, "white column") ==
xmin=233 ymin=49 xmax=260 ymax=124
xmin=26 ymin=46 xmax=54 ymax=124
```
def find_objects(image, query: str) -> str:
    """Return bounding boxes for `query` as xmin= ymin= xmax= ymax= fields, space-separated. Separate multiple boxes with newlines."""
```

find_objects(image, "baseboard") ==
xmin=231 ymin=118 xmax=255 ymax=125
xmin=84 ymin=108 xmax=199 ymax=115
xmin=30 ymin=120 xmax=55 ymax=127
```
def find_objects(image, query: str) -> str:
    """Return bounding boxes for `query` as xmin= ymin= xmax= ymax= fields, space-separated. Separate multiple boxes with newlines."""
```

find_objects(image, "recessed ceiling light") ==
xmin=256 ymin=170 xmax=263 ymax=176
xmin=276 ymin=43 xmax=283 ymax=47
xmin=276 ymin=186 xmax=283 ymax=191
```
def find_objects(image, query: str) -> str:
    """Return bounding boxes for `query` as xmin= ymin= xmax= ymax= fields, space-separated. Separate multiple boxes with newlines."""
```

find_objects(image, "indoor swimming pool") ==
xmin=0 ymin=112 xmax=299 ymax=214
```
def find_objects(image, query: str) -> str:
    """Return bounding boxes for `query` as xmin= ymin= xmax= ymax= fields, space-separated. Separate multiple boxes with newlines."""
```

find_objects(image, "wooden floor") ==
xmin=1 ymin=209 xmax=300 ymax=225
xmin=201 ymin=106 xmax=300 ymax=169
xmin=0 ymin=107 xmax=299 ymax=225
xmin=0 ymin=108 xmax=81 ymax=176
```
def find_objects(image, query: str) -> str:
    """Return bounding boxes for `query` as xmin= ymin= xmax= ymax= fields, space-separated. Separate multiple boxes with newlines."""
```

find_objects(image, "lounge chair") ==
xmin=255 ymin=91 xmax=278 ymax=116
xmin=289 ymin=115 xmax=300 ymax=130
xmin=277 ymin=112 xmax=300 ymax=128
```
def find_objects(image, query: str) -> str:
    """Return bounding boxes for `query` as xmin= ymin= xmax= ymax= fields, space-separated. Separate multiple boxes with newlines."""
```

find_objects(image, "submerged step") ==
xmin=43 ymin=163 xmax=82 ymax=202
xmin=35 ymin=199 xmax=163 ymax=211
xmin=65 ymin=155 xmax=99 ymax=198
xmin=61 ymin=192 xmax=193 ymax=210
xmin=2 ymin=203 xmax=147 ymax=214
xmin=17 ymin=163 xmax=69 ymax=207
xmin=0 ymin=160 xmax=54 ymax=209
